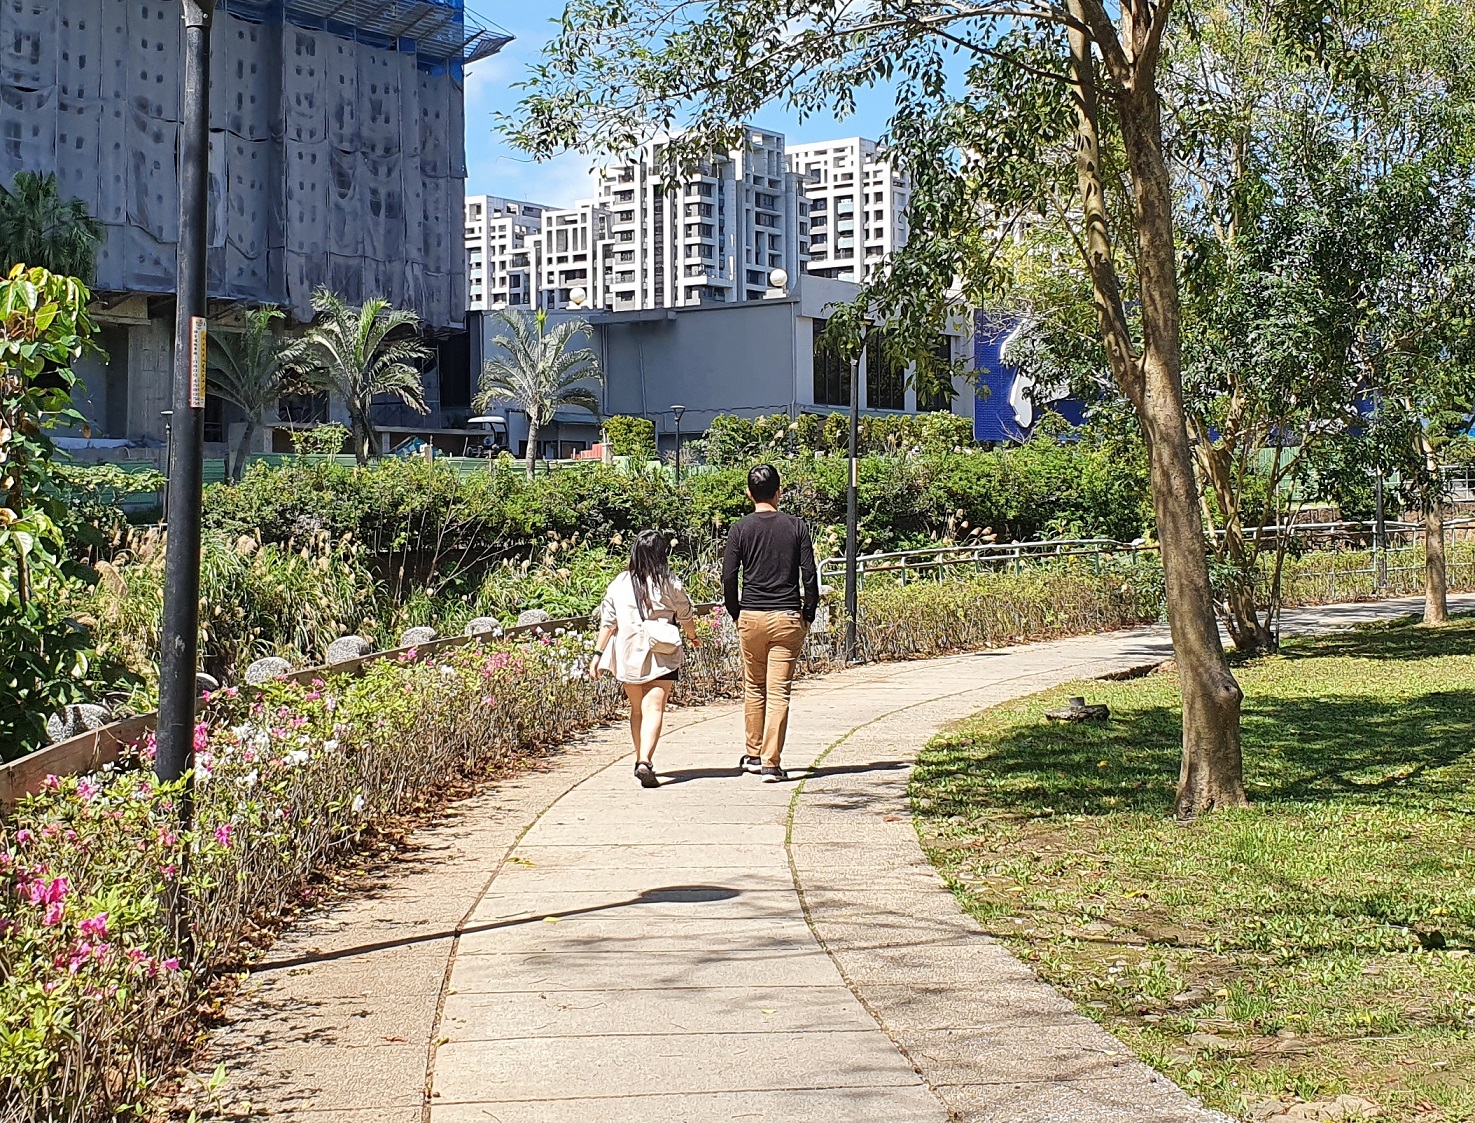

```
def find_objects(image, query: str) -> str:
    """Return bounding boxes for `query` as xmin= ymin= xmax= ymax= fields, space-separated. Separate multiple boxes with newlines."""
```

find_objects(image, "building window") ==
xmin=917 ymin=337 xmax=956 ymax=411
xmin=812 ymin=320 xmax=849 ymax=406
xmin=866 ymin=332 xmax=907 ymax=411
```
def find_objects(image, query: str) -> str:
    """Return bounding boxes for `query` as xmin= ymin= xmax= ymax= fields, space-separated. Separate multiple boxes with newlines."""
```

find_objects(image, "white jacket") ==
xmin=597 ymin=571 xmax=696 ymax=684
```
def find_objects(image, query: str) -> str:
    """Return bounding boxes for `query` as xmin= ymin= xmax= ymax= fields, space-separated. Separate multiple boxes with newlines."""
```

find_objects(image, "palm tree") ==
xmin=0 ymin=172 xmax=104 ymax=281
xmin=281 ymin=288 xmax=431 ymax=465
xmin=207 ymin=306 xmax=293 ymax=482
xmin=476 ymin=308 xmax=603 ymax=478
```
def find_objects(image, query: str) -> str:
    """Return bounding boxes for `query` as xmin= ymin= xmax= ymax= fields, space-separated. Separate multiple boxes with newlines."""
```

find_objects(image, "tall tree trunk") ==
xmin=1191 ymin=434 xmax=1270 ymax=652
xmin=230 ymin=418 xmax=256 ymax=483
xmin=525 ymin=417 xmax=540 ymax=480
xmin=1122 ymin=90 xmax=1247 ymax=820
xmin=1425 ymin=499 xmax=1448 ymax=625
xmin=1420 ymin=430 xmax=1448 ymax=624
xmin=1066 ymin=15 xmax=1246 ymax=818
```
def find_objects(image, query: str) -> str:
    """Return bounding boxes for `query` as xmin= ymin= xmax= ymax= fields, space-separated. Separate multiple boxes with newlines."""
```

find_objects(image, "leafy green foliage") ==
xmin=603 ymin=414 xmax=656 ymax=460
xmin=0 ymin=266 xmax=102 ymax=756
xmin=280 ymin=290 xmax=431 ymax=466
xmin=49 ymin=462 xmax=165 ymax=562
xmin=290 ymin=422 xmax=350 ymax=457
xmin=477 ymin=307 xmax=603 ymax=477
xmin=697 ymin=411 xmax=977 ymax=467
xmin=207 ymin=306 xmax=296 ymax=481
xmin=0 ymin=172 xmax=104 ymax=282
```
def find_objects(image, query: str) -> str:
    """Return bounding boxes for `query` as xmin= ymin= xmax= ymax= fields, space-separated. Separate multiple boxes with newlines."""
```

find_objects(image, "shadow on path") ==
xmin=251 ymin=885 xmax=741 ymax=972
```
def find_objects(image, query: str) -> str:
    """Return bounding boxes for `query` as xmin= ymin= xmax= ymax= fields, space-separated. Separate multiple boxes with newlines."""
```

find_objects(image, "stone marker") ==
xmin=244 ymin=657 xmax=292 ymax=685
xmin=515 ymin=608 xmax=552 ymax=628
xmin=464 ymin=617 xmax=501 ymax=637
xmin=324 ymin=636 xmax=371 ymax=665
xmin=196 ymin=672 xmax=221 ymax=695
xmin=45 ymin=703 xmax=113 ymax=743
xmin=399 ymin=626 xmax=438 ymax=648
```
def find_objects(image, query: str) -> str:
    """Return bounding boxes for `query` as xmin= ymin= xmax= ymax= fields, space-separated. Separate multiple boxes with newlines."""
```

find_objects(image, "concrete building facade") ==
xmin=0 ymin=0 xmax=507 ymax=454
xmin=465 ymin=195 xmax=546 ymax=311
xmin=786 ymin=137 xmax=910 ymax=283
xmin=476 ymin=276 xmax=972 ymax=461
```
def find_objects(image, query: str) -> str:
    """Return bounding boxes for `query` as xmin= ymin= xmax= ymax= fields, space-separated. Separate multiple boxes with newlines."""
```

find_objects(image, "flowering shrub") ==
xmin=0 ymin=629 xmax=622 ymax=1123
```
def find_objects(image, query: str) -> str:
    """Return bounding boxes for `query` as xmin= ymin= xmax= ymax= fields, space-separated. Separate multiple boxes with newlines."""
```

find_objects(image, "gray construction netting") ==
xmin=0 ymin=0 xmax=470 ymax=329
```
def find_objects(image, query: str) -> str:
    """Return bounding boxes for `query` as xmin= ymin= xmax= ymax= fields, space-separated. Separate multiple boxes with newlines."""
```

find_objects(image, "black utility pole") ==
xmin=844 ymin=346 xmax=861 ymax=663
xmin=1372 ymin=389 xmax=1388 ymax=591
xmin=671 ymin=404 xmax=686 ymax=483
xmin=156 ymin=0 xmax=217 ymax=792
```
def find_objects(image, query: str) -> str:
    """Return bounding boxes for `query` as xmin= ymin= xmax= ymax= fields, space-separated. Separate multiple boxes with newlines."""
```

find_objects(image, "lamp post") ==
xmin=670 ymin=404 xmax=686 ymax=483
xmin=844 ymin=344 xmax=862 ymax=663
xmin=160 ymin=410 xmax=173 ymax=524
xmin=156 ymin=0 xmax=217 ymax=796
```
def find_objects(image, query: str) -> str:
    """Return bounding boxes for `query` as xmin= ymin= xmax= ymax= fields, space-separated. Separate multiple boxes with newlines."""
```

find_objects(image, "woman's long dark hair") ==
xmin=628 ymin=529 xmax=674 ymax=616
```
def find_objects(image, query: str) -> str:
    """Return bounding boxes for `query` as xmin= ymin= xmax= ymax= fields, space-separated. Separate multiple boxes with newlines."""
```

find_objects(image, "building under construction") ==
xmin=0 ymin=0 xmax=508 ymax=453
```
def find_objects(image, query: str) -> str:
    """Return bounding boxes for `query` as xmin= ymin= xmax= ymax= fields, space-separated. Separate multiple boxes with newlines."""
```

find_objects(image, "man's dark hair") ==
xmin=748 ymin=463 xmax=781 ymax=503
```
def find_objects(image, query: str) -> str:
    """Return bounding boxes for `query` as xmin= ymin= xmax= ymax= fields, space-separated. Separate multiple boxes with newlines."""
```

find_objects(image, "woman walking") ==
xmin=590 ymin=530 xmax=698 ymax=788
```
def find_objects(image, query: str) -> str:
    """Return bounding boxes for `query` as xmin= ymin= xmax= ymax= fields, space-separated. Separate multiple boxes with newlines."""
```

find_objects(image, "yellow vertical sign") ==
xmin=188 ymin=316 xmax=208 ymax=409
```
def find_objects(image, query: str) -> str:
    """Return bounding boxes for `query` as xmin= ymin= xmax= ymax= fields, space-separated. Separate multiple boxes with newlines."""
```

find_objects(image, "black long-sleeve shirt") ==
xmin=722 ymin=511 xmax=820 ymax=623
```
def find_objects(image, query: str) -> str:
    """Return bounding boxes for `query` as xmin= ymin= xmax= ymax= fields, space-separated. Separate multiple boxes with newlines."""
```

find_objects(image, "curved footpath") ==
xmin=192 ymin=596 xmax=1463 ymax=1123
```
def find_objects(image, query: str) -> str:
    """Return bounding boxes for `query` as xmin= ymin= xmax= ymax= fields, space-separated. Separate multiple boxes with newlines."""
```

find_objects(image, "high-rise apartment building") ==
xmin=537 ymin=201 xmax=612 ymax=311
xmin=593 ymin=128 xmax=808 ymax=310
xmin=786 ymin=138 xmax=909 ymax=282
xmin=468 ymin=130 xmax=919 ymax=314
xmin=465 ymin=196 xmax=547 ymax=311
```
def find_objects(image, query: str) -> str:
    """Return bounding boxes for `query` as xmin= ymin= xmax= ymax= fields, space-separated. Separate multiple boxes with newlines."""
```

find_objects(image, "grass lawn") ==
xmin=912 ymin=615 xmax=1475 ymax=1123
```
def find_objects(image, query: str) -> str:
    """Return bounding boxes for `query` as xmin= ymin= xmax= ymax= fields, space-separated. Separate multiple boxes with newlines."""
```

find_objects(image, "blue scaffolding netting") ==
xmin=226 ymin=0 xmax=512 ymax=65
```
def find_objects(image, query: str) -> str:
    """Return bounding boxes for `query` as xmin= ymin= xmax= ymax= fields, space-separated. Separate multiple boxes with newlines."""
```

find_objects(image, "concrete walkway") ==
xmin=195 ymin=596 xmax=1462 ymax=1122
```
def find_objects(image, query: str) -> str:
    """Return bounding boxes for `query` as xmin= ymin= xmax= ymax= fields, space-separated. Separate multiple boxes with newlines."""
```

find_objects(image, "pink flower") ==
xmin=310 ymin=678 xmax=325 ymax=689
xmin=44 ymin=901 xmax=65 ymax=927
xmin=304 ymin=691 xmax=321 ymax=702
xmin=29 ymin=876 xmax=68 ymax=906
xmin=161 ymin=957 xmax=180 ymax=972
xmin=161 ymin=864 xmax=178 ymax=882
xmin=43 ymin=775 xmax=61 ymax=791
xmin=214 ymin=824 xmax=233 ymax=848
xmin=79 ymin=912 xmax=108 ymax=939
xmin=76 ymin=779 xmax=100 ymax=801
xmin=193 ymin=723 xmax=210 ymax=752
xmin=224 ymin=686 xmax=239 ymax=698
xmin=14 ymin=829 xmax=33 ymax=845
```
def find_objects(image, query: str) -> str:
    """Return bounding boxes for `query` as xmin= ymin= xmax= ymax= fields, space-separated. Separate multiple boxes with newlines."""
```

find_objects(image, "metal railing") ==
xmin=818 ymin=537 xmax=1157 ymax=589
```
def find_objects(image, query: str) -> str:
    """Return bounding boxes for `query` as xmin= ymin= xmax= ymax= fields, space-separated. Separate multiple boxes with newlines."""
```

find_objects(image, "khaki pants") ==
xmin=737 ymin=610 xmax=808 ymax=767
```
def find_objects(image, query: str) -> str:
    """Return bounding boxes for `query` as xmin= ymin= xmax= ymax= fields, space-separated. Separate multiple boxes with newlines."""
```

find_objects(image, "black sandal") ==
xmin=634 ymin=761 xmax=659 ymax=788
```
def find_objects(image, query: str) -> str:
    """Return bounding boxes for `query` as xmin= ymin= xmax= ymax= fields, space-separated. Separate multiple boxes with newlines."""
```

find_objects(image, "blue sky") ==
xmin=463 ymin=2 xmax=900 ymax=205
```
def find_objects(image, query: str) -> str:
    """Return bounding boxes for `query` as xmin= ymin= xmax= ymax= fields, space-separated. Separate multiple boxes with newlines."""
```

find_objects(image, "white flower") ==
xmin=440 ymin=665 xmax=456 ymax=677
xmin=284 ymin=749 xmax=310 ymax=767
xmin=351 ymin=794 xmax=365 ymax=813
xmin=240 ymin=769 xmax=258 ymax=790
xmin=323 ymin=739 xmax=340 ymax=753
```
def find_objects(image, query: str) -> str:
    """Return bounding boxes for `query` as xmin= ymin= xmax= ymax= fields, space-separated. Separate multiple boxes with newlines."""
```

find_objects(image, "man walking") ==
xmin=723 ymin=464 xmax=819 ymax=782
